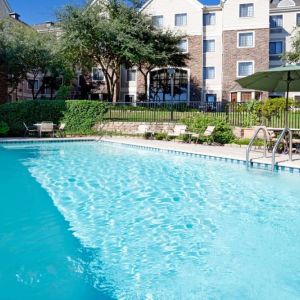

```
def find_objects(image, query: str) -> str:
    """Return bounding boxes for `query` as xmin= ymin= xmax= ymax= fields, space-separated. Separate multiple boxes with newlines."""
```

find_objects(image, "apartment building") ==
xmin=116 ymin=0 xmax=300 ymax=105
xmin=0 ymin=0 xmax=11 ymax=103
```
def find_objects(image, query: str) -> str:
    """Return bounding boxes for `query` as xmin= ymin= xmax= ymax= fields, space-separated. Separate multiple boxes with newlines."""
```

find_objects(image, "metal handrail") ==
xmin=271 ymin=128 xmax=293 ymax=172
xmin=246 ymin=126 xmax=268 ymax=167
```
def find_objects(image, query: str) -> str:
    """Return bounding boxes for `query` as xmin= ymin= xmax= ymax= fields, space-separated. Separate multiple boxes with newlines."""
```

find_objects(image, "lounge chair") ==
xmin=167 ymin=124 xmax=187 ymax=139
xmin=55 ymin=123 xmax=66 ymax=137
xmin=40 ymin=122 xmax=54 ymax=138
xmin=203 ymin=126 xmax=215 ymax=144
xmin=137 ymin=124 xmax=154 ymax=138
xmin=23 ymin=122 xmax=38 ymax=137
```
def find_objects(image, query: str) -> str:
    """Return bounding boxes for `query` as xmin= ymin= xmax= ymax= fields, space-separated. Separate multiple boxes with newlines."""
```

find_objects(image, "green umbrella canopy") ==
xmin=236 ymin=65 xmax=300 ymax=92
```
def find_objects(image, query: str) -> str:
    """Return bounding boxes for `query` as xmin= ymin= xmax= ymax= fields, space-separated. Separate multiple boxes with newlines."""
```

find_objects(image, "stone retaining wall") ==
xmin=95 ymin=122 xmax=177 ymax=134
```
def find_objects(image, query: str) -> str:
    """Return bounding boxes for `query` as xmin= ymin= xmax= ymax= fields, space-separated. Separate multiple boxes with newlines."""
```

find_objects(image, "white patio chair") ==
xmin=23 ymin=122 xmax=38 ymax=137
xmin=40 ymin=122 xmax=54 ymax=138
xmin=167 ymin=124 xmax=187 ymax=139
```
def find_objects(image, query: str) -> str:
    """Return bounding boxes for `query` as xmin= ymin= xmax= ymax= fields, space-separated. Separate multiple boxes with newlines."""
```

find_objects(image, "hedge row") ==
xmin=0 ymin=100 xmax=108 ymax=136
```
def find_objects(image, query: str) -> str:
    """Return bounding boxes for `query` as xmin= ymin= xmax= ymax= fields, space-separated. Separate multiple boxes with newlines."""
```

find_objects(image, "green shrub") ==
xmin=0 ymin=121 xmax=9 ymax=136
xmin=233 ymin=138 xmax=264 ymax=146
xmin=0 ymin=100 xmax=108 ymax=136
xmin=154 ymin=132 xmax=168 ymax=140
xmin=56 ymin=85 xmax=71 ymax=99
xmin=182 ymin=115 xmax=235 ymax=145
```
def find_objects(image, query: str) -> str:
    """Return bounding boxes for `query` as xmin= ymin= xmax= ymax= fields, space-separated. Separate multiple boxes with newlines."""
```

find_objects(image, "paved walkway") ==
xmin=101 ymin=137 xmax=300 ymax=170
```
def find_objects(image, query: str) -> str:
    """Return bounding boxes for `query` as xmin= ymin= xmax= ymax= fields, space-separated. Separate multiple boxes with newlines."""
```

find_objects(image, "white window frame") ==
xmin=126 ymin=69 xmax=137 ymax=82
xmin=203 ymin=13 xmax=216 ymax=26
xmin=237 ymin=61 xmax=255 ymax=78
xmin=152 ymin=15 xmax=164 ymax=28
xmin=92 ymin=67 xmax=105 ymax=82
xmin=175 ymin=13 xmax=187 ymax=27
xmin=27 ymin=79 xmax=39 ymax=90
xmin=203 ymin=39 xmax=216 ymax=53
xmin=239 ymin=3 xmax=254 ymax=18
xmin=178 ymin=39 xmax=189 ymax=53
xmin=203 ymin=66 xmax=216 ymax=80
xmin=237 ymin=31 xmax=255 ymax=48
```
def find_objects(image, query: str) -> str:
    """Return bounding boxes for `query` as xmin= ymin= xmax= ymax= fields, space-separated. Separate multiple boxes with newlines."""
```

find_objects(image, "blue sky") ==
xmin=8 ymin=0 xmax=220 ymax=24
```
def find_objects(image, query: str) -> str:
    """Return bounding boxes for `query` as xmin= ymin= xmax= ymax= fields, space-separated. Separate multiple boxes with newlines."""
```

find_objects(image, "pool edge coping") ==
xmin=1 ymin=137 xmax=299 ymax=174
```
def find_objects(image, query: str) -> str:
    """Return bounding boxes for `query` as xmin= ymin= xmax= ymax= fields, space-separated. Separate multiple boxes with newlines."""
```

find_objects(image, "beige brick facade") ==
xmin=222 ymin=28 xmax=269 ymax=100
xmin=187 ymin=35 xmax=202 ymax=102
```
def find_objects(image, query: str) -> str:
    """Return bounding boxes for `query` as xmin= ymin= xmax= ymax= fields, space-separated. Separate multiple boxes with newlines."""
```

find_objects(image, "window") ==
xmin=203 ymin=13 xmax=216 ymax=26
xmin=206 ymin=94 xmax=216 ymax=104
xmin=204 ymin=67 xmax=215 ymax=79
xmin=239 ymin=3 xmax=254 ymax=18
xmin=238 ymin=32 xmax=254 ymax=47
xmin=127 ymin=69 xmax=136 ymax=82
xmin=297 ymin=14 xmax=300 ymax=26
xmin=149 ymin=68 xmax=188 ymax=102
xmin=270 ymin=15 xmax=283 ymax=28
xmin=28 ymin=79 xmax=39 ymax=90
xmin=269 ymin=41 xmax=283 ymax=55
xmin=238 ymin=61 xmax=254 ymax=77
xmin=124 ymin=95 xmax=134 ymax=103
xmin=92 ymin=67 xmax=104 ymax=81
xmin=203 ymin=39 xmax=215 ymax=52
xmin=152 ymin=15 xmax=163 ymax=28
xmin=175 ymin=13 xmax=187 ymax=26
xmin=178 ymin=39 xmax=188 ymax=53
xmin=241 ymin=92 xmax=252 ymax=102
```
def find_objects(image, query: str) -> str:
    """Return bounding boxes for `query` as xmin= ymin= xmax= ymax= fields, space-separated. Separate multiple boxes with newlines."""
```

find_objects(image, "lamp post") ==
xmin=167 ymin=68 xmax=175 ymax=121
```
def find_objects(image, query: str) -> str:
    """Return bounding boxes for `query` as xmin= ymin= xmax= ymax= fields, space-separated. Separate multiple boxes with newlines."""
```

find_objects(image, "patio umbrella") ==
xmin=236 ymin=65 xmax=300 ymax=128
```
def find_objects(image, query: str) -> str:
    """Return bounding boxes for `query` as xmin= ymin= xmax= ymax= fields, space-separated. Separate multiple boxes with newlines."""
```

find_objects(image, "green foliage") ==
xmin=0 ymin=100 xmax=107 ymax=136
xmin=154 ymin=132 xmax=168 ymax=140
xmin=182 ymin=115 xmax=235 ymax=145
xmin=56 ymin=85 xmax=71 ymax=99
xmin=233 ymin=138 xmax=264 ymax=146
xmin=234 ymin=100 xmax=261 ymax=127
xmin=0 ymin=18 xmax=73 ymax=100
xmin=0 ymin=121 xmax=9 ymax=136
xmin=260 ymin=97 xmax=294 ymax=125
xmin=63 ymin=101 xmax=107 ymax=133
xmin=59 ymin=1 xmax=188 ymax=101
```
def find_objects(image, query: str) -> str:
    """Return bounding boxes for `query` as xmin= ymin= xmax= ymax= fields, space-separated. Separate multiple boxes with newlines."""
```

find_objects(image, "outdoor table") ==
xmin=33 ymin=123 xmax=57 ymax=138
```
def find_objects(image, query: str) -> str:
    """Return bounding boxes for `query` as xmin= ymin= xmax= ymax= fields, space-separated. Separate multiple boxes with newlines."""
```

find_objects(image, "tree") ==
xmin=0 ymin=18 xmax=71 ymax=100
xmin=284 ymin=29 xmax=300 ymax=63
xmin=59 ymin=0 xmax=188 ymax=101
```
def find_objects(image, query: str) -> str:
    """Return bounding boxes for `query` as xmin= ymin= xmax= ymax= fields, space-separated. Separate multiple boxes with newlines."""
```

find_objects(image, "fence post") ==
xmin=170 ymin=104 xmax=174 ymax=122
xmin=225 ymin=103 xmax=229 ymax=124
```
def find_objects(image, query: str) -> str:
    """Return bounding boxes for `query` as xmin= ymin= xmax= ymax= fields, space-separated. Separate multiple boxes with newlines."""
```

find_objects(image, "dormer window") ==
xmin=175 ymin=13 xmax=187 ymax=27
xmin=239 ymin=4 xmax=254 ymax=18
xmin=152 ymin=15 xmax=163 ymax=28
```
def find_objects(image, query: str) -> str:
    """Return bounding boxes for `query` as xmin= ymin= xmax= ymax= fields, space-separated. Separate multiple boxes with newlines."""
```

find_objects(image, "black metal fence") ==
xmin=103 ymin=101 xmax=300 ymax=129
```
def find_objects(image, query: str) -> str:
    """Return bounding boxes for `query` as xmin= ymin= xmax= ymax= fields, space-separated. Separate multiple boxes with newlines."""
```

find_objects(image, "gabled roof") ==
xmin=270 ymin=0 xmax=300 ymax=8
xmin=0 ymin=0 xmax=12 ymax=19
xmin=140 ymin=0 xmax=203 ymax=12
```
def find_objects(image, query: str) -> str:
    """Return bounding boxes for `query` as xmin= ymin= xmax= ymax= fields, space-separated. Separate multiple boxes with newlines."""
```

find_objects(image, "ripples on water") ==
xmin=7 ymin=142 xmax=300 ymax=300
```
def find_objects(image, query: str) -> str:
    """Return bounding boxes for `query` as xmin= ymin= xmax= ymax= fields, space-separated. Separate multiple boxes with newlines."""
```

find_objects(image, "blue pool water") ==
xmin=1 ymin=141 xmax=300 ymax=300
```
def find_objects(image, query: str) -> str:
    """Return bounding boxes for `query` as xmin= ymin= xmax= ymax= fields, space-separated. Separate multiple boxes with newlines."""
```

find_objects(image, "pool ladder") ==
xmin=246 ymin=126 xmax=293 ymax=172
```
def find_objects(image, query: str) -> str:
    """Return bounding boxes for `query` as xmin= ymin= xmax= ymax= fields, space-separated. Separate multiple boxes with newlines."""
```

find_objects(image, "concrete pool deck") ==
xmin=1 ymin=136 xmax=300 ymax=172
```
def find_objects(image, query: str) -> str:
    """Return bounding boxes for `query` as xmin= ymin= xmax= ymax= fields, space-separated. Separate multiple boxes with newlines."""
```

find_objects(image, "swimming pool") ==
xmin=1 ymin=141 xmax=300 ymax=300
